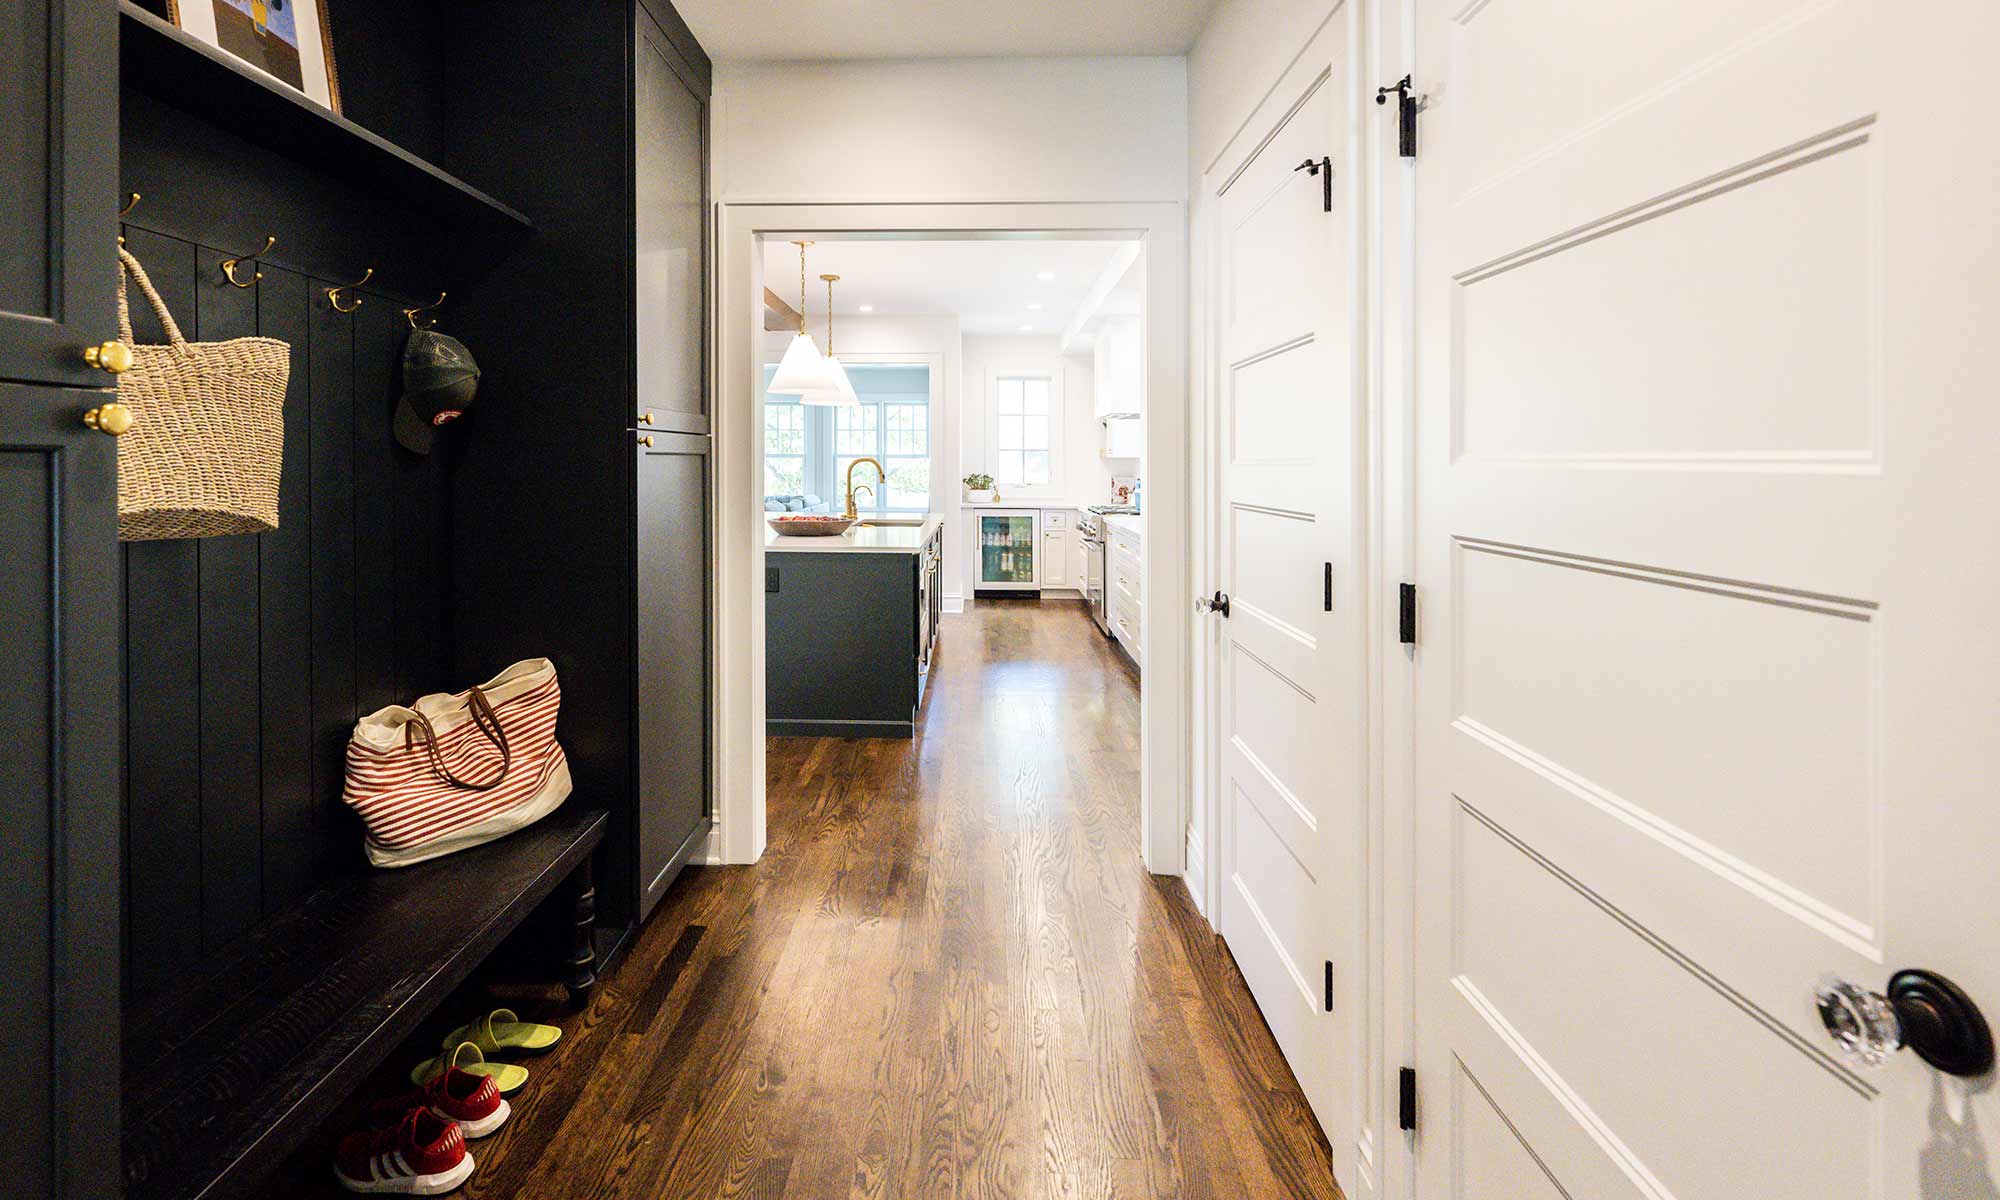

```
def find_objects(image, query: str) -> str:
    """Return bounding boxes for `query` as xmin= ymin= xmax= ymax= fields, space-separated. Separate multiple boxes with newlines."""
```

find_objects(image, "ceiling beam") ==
xmin=1058 ymin=242 xmax=1142 ymax=354
xmin=764 ymin=286 xmax=803 ymax=332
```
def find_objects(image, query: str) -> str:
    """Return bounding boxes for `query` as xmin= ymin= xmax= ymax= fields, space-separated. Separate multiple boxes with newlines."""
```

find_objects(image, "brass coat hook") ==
xmin=326 ymin=267 xmax=374 ymax=314
xmin=403 ymin=291 xmax=446 ymax=330
xmin=221 ymin=235 xmax=277 ymax=288
xmin=119 ymin=192 xmax=142 ymax=217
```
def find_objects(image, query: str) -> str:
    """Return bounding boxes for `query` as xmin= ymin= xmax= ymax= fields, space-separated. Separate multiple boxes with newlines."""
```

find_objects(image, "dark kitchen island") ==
xmin=764 ymin=515 xmax=944 ymax=738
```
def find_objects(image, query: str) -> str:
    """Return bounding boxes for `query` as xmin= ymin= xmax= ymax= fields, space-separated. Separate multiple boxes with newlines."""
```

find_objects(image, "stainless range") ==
xmin=1078 ymin=505 xmax=1136 ymax=637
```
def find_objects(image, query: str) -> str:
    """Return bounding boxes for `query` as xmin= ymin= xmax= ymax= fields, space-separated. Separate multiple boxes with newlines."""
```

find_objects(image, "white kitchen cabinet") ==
xmin=1102 ymin=415 xmax=1142 ymax=460
xmin=1106 ymin=519 xmax=1142 ymax=666
xmin=1092 ymin=315 xmax=1143 ymax=419
xmin=1042 ymin=509 xmax=1071 ymax=588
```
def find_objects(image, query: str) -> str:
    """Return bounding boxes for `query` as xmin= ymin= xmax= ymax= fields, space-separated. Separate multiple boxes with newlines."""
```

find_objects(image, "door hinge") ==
xmin=1375 ymin=76 xmax=1420 ymax=158
xmin=1294 ymin=155 xmax=1333 ymax=212
xmin=1323 ymin=562 xmax=1333 ymax=612
xmin=1324 ymin=961 xmax=1335 ymax=1013
xmin=1398 ymin=1067 xmax=1418 ymax=1131
xmin=1398 ymin=582 xmax=1417 ymax=645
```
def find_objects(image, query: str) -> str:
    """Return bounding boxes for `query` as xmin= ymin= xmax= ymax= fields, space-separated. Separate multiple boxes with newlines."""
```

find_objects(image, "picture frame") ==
xmin=168 ymin=0 xmax=342 ymax=115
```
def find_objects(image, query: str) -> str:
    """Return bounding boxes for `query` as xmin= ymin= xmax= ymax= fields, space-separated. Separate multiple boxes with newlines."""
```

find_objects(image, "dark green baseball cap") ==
xmin=395 ymin=329 xmax=481 ymax=454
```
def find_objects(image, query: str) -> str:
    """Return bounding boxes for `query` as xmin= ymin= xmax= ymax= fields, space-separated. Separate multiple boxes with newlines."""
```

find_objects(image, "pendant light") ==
xmin=768 ymin=241 xmax=837 ymax=395
xmin=800 ymin=272 xmax=860 ymax=407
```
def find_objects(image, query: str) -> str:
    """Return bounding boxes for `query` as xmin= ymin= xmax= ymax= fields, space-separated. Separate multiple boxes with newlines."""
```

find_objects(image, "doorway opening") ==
xmin=749 ymin=231 xmax=1149 ymax=772
xmin=713 ymin=204 xmax=1189 ymax=878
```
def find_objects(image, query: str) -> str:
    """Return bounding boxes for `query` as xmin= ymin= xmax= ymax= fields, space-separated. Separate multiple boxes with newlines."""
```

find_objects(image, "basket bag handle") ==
xmin=117 ymin=247 xmax=193 ymax=357
xmin=401 ymin=686 xmax=514 ymax=791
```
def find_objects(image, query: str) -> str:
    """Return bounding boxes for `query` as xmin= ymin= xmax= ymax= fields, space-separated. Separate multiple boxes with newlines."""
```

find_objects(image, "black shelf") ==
xmin=118 ymin=2 xmax=531 ymax=244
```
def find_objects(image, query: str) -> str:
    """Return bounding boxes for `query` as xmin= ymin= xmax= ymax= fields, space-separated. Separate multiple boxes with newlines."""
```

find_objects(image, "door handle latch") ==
xmin=1195 ymin=591 xmax=1231 ymax=618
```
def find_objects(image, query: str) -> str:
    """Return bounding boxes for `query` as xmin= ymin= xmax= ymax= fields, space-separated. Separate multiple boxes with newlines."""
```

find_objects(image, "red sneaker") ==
xmin=333 ymin=1108 xmax=474 ymax=1195
xmin=367 ymin=1066 xmax=511 ymax=1138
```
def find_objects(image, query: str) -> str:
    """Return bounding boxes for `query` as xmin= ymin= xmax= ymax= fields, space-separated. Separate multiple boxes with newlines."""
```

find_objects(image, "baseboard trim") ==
xmin=943 ymin=592 xmax=965 ymax=614
xmin=767 ymin=716 xmax=915 ymax=739
xmin=1185 ymin=826 xmax=1208 ymax=919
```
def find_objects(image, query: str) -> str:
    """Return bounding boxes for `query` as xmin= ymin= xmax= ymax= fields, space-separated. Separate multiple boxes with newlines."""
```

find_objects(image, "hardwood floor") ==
xmin=280 ymin=598 xmax=1342 ymax=1199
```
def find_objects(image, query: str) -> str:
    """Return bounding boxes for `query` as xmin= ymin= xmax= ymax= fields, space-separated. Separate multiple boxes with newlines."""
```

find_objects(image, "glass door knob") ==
xmin=1815 ymin=969 xmax=1993 ymax=1076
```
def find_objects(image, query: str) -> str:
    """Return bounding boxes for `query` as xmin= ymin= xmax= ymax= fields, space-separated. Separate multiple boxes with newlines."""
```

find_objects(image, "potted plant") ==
xmin=963 ymin=473 xmax=997 ymax=504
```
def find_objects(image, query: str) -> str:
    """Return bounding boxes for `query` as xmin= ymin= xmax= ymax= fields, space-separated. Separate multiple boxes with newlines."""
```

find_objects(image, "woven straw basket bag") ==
xmin=114 ymin=247 xmax=291 ymax=541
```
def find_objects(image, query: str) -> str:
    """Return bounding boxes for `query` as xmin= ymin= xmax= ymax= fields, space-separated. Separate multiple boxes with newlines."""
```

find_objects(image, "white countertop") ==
xmin=959 ymin=498 xmax=1083 ymax=510
xmin=1103 ymin=514 xmax=1143 ymax=538
xmin=765 ymin=513 xmax=943 ymax=554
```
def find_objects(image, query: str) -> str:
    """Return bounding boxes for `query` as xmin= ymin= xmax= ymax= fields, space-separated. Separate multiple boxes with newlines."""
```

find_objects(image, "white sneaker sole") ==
xmin=334 ymin=1150 xmax=475 ymax=1195
xmin=446 ymin=1098 xmax=510 ymax=1139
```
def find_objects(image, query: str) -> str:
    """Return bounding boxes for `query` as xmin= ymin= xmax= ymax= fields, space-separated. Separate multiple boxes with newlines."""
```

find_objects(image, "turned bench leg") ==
xmin=561 ymin=855 xmax=598 ymax=1010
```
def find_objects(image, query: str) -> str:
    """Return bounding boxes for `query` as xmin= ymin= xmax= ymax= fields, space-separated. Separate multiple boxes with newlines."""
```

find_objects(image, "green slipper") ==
xmin=441 ymin=1007 xmax=562 ymax=1055
xmin=411 ymin=1040 xmax=530 ymax=1096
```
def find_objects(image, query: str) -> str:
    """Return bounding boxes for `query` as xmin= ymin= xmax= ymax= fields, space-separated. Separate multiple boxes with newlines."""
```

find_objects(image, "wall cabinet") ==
xmin=1103 ymin=415 xmax=1143 ymax=460
xmin=1092 ymin=314 xmax=1143 ymax=418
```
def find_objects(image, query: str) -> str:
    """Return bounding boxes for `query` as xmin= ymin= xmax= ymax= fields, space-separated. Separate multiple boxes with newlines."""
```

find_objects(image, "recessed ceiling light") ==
xmin=1036 ymin=272 xmax=1056 ymax=281
xmin=1026 ymin=303 xmax=1043 ymax=311
xmin=858 ymin=304 xmax=874 ymax=312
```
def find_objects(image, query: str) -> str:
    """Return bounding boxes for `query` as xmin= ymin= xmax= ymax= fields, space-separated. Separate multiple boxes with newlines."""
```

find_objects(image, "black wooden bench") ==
xmin=121 ymin=806 xmax=607 ymax=1200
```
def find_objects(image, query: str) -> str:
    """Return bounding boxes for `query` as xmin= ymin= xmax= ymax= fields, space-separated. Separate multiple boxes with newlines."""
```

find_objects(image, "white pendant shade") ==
xmin=799 ymin=355 xmax=860 ymax=407
xmin=768 ymin=332 xmax=835 ymax=395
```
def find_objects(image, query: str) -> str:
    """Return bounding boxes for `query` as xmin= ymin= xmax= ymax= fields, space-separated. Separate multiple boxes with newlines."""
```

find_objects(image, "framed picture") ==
xmin=169 ymin=0 xmax=342 ymax=114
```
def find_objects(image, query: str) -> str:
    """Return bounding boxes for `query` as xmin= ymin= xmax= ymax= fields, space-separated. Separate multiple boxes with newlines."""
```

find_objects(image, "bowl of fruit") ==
xmin=767 ymin=514 xmax=856 ymax=537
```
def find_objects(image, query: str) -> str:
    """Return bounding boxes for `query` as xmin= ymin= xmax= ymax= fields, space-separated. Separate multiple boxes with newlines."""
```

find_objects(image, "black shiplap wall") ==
xmin=118 ymin=226 xmax=449 ymax=997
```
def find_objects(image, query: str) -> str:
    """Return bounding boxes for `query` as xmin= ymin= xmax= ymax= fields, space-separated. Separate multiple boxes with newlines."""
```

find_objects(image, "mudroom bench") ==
xmin=120 ymin=807 xmax=607 ymax=1200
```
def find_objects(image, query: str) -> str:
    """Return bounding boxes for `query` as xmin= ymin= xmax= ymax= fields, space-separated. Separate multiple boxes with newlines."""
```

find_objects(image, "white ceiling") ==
xmin=763 ymin=238 xmax=1135 ymax=337
xmin=677 ymin=0 xmax=1220 ymax=60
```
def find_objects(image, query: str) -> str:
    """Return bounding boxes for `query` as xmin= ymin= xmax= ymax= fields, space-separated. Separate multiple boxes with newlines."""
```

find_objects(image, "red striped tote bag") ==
xmin=343 ymin=658 xmax=572 ymax=868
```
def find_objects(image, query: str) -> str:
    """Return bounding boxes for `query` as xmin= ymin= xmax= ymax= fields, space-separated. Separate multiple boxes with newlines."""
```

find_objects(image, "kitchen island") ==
xmin=765 ymin=515 xmax=945 ymax=737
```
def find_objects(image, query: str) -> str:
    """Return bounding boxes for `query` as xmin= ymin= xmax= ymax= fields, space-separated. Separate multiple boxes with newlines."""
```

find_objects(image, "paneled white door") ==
xmin=1211 ymin=10 xmax=1365 ymax=1172
xmin=1412 ymin=2 xmax=2000 ymax=1196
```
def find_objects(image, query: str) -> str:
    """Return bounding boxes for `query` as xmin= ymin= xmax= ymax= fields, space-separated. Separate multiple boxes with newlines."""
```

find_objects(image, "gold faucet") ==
xmin=844 ymin=457 xmax=885 ymax=522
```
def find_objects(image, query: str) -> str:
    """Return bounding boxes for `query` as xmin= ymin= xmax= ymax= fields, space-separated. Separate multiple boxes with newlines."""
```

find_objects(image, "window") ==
xmin=993 ymin=375 xmax=1053 ymax=489
xmin=762 ymin=361 xmax=932 ymax=514
xmin=764 ymin=399 xmax=806 ymax=496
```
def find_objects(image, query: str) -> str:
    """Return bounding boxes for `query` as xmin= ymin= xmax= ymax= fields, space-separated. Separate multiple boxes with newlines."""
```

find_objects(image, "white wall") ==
xmin=1189 ymin=0 xmax=1339 ymax=194
xmin=956 ymin=335 xmax=1106 ymax=600
xmin=715 ymin=57 xmax=1189 ymax=204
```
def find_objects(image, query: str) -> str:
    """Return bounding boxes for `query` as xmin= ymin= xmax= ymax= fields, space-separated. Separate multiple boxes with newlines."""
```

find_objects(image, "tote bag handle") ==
xmin=116 ymin=247 xmax=193 ymax=356
xmin=402 ymin=687 xmax=514 ymax=791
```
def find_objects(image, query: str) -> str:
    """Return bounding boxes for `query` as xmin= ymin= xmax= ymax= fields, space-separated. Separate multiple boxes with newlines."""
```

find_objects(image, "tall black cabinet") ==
xmin=1 ymin=2 xmax=124 ymax=1198
xmin=447 ymin=0 xmax=713 ymax=934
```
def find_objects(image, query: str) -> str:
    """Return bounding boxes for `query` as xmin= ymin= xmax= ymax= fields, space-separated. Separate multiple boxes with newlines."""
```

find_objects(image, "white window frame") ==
xmin=762 ymin=355 xmax=942 ymax=514
xmin=982 ymin=363 xmax=1066 ymax=499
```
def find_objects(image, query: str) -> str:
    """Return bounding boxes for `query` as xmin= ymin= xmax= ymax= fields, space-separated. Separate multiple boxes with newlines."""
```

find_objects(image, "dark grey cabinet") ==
xmin=0 ymin=3 xmax=124 ymax=1194
xmin=635 ymin=433 xmax=710 ymax=918
xmin=767 ymin=523 xmax=944 ymax=739
xmin=631 ymin=0 xmax=711 ymax=922
xmin=0 ymin=0 xmax=119 ymax=387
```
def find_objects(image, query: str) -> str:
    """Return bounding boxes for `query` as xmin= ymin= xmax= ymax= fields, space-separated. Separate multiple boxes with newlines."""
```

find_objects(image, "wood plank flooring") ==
xmin=278 ymin=598 xmax=1342 ymax=1199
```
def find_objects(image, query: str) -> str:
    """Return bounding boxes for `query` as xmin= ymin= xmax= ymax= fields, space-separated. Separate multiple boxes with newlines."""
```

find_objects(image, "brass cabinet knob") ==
xmin=82 ymin=340 xmax=133 ymax=374
xmin=83 ymin=402 xmax=136 ymax=437
xmin=637 ymin=434 xmax=656 ymax=447
xmin=639 ymin=410 xmax=656 ymax=425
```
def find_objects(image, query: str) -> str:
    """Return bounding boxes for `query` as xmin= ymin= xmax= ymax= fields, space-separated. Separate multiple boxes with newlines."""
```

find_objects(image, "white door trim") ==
xmin=714 ymin=201 xmax=1190 ymax=875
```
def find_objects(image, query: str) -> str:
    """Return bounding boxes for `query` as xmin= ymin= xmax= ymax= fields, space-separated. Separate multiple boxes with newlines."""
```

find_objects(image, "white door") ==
xmin=1412 ymin=2 xmax=2000 ymax=1197
xmin=1210 ymin=11 xmax=1365 ymax=1169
